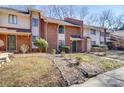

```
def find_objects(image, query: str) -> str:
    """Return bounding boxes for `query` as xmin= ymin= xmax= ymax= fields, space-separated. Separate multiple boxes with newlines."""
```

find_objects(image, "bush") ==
xmin=59 ymin=46 xmax=70 ymax=53
xmin=20 ymin=44 xmax=29 ymax=53
xmin=51 ymin=49 xmax=56 ymax=55
xmin=61 ymin=51 xmax=65 ymax=57
xmin=34 ymin=38 xmax=48 ymax=52
xmin=91 ymin=47 xmax=104 ymax=52
xmin=92 ymin=45 xmax=99 ymax=47
xmin=75 ymin=56 xmax=83 ymax=65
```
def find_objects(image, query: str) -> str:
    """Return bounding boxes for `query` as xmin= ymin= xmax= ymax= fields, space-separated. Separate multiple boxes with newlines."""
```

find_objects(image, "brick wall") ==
xmin=47 ymin=23 xmax=58 ymax=52
xmin=0 ymin=34 xmax=6 ymax=51
xmin=65 ymin=25 xmax=83 ymax=52
xmin=17 ymin=35 xmax=31 ymax=52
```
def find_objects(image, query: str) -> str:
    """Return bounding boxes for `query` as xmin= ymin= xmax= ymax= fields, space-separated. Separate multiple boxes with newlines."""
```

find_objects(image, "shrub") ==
xmin=75 ymin=56 xmax=83 ymax=65
xmin=51 ymin=49 xmax=56 ymax=55
xmin=61 ymin=46 xmax=70 ymax=53
xmin=34 ymin=38 xmax=48 ymax=52
xmin=91 ymin=47 xmax=104 ymax=52
xmin=92 ymin=45 xmax=99 ymax=47
xmin=61 ymin=51 xmax=65 ymax=57
xmin=20 ymin=44 xmax=29 ymax=53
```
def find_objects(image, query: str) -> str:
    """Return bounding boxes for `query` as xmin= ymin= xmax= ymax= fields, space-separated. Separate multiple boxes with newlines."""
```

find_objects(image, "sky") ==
xmin=36 ymin=5 xmax=124 ymax=16
xmin=86 ymin=5 xmax=124 ymax=16
xmin=1 ymin=5 xmax=124 ymax=16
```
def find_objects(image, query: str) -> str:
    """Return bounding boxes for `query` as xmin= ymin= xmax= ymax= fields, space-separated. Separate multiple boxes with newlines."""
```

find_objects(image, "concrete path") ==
xmin=71 ymin=67 xmax=124 ymax=87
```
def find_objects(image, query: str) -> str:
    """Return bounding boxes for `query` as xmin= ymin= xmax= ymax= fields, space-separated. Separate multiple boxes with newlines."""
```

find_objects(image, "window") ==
xmin=100 ymin=41 xmax=104 ymax=44
xmin=9 ymin=14 xmax=17 ymax=24
xmin=32 ymin=36 xmax=38 ymax=42
xmin=100 ymin=32 xmax=104 ymax=37
xmin=58 ymin=40 xmax=65 ymax=47
xmin=90 ymin=29 xmax=96 ymax=35
xmin=59 ymin=25 xmax=64 ymax=34
xmin=32 ymin=18 xmax=38 ymax=27
xmin=91 ymin=41 xmax=96 ymax=45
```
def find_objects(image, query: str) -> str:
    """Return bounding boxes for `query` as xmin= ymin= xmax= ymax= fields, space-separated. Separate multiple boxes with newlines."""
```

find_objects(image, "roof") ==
xmin=44 ymin=17 xmax=80 ymax=27
xmin=111 ymin=30 xmax=124 ymax=38
xmin=64 ymin=17 xmax=83 ymax=26
xmin=0 ymin=7 xmax=29 ymax=14
xmin=0 ymin=6 xmax=43 ymax=15
xmin=83 ymin=24 xmax=106 ymax=29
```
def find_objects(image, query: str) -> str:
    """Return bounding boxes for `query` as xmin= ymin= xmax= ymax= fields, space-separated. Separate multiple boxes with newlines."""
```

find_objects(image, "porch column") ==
xmin=29 ymin=35 xmax=32 ymax=52
xmin=5 ymin=34 xmax=7 ymax=51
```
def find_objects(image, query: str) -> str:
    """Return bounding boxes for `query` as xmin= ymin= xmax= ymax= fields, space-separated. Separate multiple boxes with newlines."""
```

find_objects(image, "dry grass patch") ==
xmin=0 ymin=55 xmax=65 ymax=87
xmin=67 ymin=53 xmax=124 ymax=71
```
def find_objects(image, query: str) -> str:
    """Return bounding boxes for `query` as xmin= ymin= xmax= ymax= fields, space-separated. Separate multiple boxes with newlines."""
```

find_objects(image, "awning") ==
xmin=70 ymin=35 xmax=83 ymax=40
xmin=0 ymin=28 xmax=31 ymax=36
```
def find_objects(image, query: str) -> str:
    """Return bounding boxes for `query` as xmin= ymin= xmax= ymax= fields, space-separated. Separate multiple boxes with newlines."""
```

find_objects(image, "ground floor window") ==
xmin=7 ymin=35 xmax=16 ymax=50
xmin=100 ymin=41 xmax=104 ymax=44
xmin=91 ymin=41 xmax=96 ymax=45
xmin=32 ymin=36 xmax=39 ymax=48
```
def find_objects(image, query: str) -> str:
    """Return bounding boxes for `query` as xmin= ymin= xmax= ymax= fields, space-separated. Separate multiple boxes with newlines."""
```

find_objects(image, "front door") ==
xmin=7 ymin=35 xmax=16 ymax=51
xmin=72 ymin=41 xmax=77 ymax=52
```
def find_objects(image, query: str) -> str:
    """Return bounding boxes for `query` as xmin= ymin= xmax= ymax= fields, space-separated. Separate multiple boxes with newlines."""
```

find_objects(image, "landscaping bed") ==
xmin=66 ymin=53 xmax=124 ymax=78
xmin=0 ymin=53 xmax=66 ymax=87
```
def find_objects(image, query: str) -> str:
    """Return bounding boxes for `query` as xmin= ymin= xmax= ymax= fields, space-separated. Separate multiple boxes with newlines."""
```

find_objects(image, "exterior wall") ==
xmin=65 ymin=26 xmax=83 ymax=52
xmin=83 ymin=27 xmax=105 ymax=46
xmin=77 ymin=41 xmax=82 ymax=52
xmin=31 ymin=11 xmax=41 ymax=49
xmin=31 ymin=11 xmax=40 ymax=37
xmin=47 ymin=23 xmax=58 ymax=52
xmin=0 ymin=34 xmax=6 ymax=51
xmin=0 ymin=11 xmax=30 ymax=29
xmin=0 ymin=34 xmax=31 ymax=52
xmin=16 ymin=35 xmax=31 ymax=52
xmin=41 ymin=19 xmax=46 ymax=39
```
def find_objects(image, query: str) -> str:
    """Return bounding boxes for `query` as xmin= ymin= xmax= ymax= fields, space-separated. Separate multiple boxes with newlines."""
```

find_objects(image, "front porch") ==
xmin=0 ymin=28 xmax=31 ymax=52
xmin=70 ymin=35 xmax=91 ymax=53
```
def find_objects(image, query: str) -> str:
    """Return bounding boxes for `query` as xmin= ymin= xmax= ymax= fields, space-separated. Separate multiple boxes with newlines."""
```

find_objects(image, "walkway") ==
xmin=71 ymin=67 xmax=124 ymax=87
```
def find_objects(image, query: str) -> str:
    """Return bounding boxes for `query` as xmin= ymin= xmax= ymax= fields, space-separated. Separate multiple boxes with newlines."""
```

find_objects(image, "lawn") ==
xmin=0 ymin=54 xmax=65 ymax=87
xmin=67 ymin=53 xmax=124 ymax=72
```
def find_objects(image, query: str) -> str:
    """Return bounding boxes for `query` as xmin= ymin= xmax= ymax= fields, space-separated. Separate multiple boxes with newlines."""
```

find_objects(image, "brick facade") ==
xmin=47 ymin=23 xmax=58 ymax=52
xmin=0 ymin=7 xmax=106 ymax=53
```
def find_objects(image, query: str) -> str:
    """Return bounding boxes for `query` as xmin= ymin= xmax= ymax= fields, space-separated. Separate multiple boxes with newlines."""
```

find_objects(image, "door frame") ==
xmin=6 ymin=35 xmax=17 ymax=51
xmin=71 ymin=40 xmax=77 ymax=53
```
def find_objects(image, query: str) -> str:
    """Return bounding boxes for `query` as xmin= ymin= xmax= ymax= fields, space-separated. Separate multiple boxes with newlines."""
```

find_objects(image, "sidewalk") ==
xmin=71 ymin=67 xmax=124 ymax=87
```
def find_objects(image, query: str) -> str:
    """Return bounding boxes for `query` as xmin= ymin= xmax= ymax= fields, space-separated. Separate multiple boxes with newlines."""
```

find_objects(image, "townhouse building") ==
xmin=0 ymin=7 xmax=106 ymax=53
xmin=83 ymin=24 xmax=106 ymax=46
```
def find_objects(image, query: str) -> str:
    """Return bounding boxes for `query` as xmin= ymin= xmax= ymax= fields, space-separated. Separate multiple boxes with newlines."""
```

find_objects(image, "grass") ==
xmin=67 ymin=53 xmax=124 ymax=71
xmin=0 ymin=55 xmax=64 ymax=87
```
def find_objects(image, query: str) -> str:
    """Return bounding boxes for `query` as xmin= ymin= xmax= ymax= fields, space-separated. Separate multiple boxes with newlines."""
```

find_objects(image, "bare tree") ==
xmin=80 ymin=6 xmax=89 ymax=20
xmin=40 ymin=5 xmax=76 ymax=19
xmin=85 ymin=14 xmax=99 ymax=25
xmin=98 ymin=10 xmax=115 ymax=29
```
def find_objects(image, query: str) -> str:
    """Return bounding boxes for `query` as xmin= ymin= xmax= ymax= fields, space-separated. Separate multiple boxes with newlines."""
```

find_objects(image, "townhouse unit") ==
xmin=0 ymin=7 xmax=106 ymax=53
xmin=83 ymin=24 xmax=106 ymax=46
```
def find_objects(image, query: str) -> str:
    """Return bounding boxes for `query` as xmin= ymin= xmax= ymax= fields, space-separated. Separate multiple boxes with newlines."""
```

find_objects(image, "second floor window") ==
xmin=9 ymin=14 xmax=17 ymax=24
xmin=32 ymin=18 xmax=38 ymax=27
xmin=90 ymin=29 xmax=96 ymax=35
xmin=59 ymin=25 xmax=64 ymax=34
xmin=100 ymin=32 xmax=104 ymax=37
